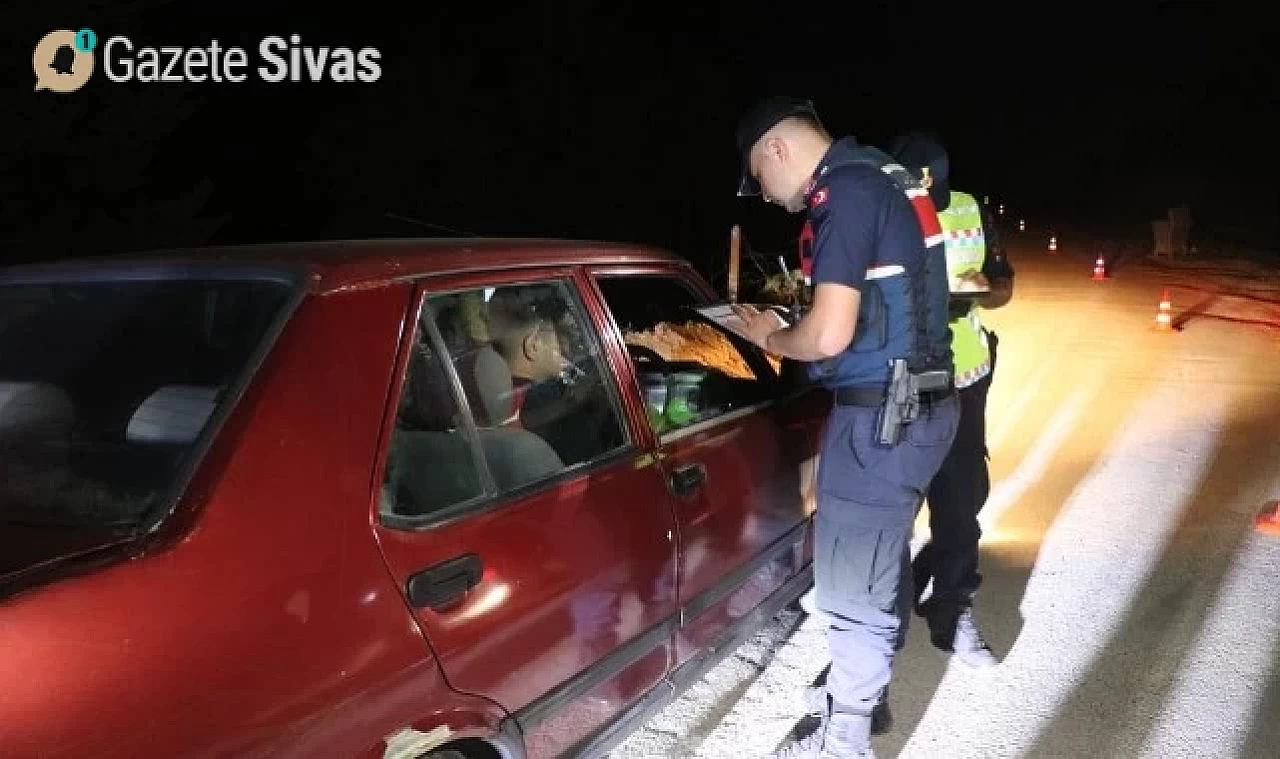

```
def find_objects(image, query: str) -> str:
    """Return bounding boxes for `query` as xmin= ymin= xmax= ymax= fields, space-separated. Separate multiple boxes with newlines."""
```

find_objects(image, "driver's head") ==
xmin=487 ymin=289 xmax=565 ymax=382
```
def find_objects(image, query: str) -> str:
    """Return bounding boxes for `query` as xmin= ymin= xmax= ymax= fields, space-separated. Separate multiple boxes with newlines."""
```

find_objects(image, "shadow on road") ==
xmin=1171 ymin=294 xmax=1219 ymax=331
xmin=1023 ymin=390 xmax=1280 ymax=757
xmin=874 ymin=306 xmax=1175 ymax=757
xmin=1239 ymin=632 xmax=1280 ymax=758
xmin=768 ymin=259 xmax=1209 ymax=757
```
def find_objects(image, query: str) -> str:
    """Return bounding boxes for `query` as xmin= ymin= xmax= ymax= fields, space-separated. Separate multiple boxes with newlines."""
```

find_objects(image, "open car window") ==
xmin=594 ymin=273 xmax=781 ymax=436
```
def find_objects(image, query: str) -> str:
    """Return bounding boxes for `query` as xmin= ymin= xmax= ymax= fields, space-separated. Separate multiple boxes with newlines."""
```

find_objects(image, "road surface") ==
xmin=612 ymin=241 xmax=1280 ymax=758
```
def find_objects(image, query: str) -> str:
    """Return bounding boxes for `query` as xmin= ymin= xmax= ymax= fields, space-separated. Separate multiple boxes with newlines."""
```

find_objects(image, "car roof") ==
xmin=0 ymin=238 xmax=693 ymax=294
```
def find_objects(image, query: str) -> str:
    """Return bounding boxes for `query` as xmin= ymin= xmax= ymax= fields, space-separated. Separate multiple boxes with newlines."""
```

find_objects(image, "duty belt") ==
xmin=833 ymin=385 xmax=952 ymax=407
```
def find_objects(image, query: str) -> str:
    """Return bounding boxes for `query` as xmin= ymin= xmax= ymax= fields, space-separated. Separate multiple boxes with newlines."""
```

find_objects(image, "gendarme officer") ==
xmin=732 ymin=97 xmax=959 ymax=759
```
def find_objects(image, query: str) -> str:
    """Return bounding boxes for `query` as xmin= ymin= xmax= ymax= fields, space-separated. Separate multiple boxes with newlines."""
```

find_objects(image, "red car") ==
xmin=0 ymin=239 xmax=829 ymax=758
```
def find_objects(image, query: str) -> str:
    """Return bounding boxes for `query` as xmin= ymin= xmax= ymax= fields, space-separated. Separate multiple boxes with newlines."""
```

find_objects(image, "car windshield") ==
xmin=0 ymin=274 xmax=295 ymax=578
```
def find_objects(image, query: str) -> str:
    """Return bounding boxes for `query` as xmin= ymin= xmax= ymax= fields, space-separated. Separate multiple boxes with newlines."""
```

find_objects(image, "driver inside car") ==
xmin=486 ymin=288 xmax=617 ymax=465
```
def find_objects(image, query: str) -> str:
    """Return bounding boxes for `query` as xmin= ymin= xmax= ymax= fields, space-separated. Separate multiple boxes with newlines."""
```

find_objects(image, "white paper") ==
xmin=695 ymin=303 xmax=787 ymax=344
xmin=950 ymin=269 xmax=992 ymax=295
xmin=950 ymin=278 xmax=991 ymax=296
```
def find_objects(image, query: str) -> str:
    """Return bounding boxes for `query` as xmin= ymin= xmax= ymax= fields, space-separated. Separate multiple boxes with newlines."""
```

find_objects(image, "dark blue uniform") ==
xmin=805 ymin=138 xmax=960 ymax=716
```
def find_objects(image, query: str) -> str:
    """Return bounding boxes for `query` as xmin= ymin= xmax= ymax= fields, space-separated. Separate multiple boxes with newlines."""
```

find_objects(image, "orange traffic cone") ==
xmin=1155 ymin=289 xmax=1172 ymax=331
xmin=1048 ymin=235 xmax=1057 ymax=252
xmin=1257 ymin=501 xmax=1280 ymax=536
xmin=1092 ymin=255 xmax=1108 ymax=281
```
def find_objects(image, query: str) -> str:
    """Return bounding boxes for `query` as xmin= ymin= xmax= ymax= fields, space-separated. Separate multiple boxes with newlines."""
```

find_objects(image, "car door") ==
xmin=371 ymin=269 xmax=680 ymax=759
xmin=588 ymin=265 xmax=828 ymax=664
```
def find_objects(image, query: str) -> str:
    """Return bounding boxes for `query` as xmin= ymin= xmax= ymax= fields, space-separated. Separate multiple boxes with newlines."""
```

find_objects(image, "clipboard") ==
xmin=692 ymin=302 xmax=792 ymax=344
xmin=949 ymin=285 xmax=991 ymax=302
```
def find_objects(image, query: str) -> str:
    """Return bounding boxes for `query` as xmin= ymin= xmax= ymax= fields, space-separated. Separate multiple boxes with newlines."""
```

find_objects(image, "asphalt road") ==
xmin=612 ymin=242 xmax=1280 ymax=758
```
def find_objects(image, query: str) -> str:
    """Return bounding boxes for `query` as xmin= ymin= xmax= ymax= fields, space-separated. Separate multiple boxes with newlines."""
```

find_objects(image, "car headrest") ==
xmin=127 ymin=385 xmax=220 ymax=445
xmin=463 ymin=345 xmax=515 ymax=427
xmin=0 ymin=381 xmax=74 ymax=442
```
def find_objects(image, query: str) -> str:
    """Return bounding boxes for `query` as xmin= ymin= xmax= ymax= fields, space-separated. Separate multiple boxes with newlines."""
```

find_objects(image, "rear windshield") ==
xmin=0 ymin=276 xmax=295 ymax=573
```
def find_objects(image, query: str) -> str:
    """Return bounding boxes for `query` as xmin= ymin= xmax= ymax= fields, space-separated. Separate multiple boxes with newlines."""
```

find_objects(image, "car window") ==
xmin=381 ymin=278 xmax=629 ymax=525
xmin=594 ymin=273 xmax=780 ymax=435
xmin=0 ymin=276 xmax=296 ymax=570
xmin=379 ymin=311 xmax=489 ymax=523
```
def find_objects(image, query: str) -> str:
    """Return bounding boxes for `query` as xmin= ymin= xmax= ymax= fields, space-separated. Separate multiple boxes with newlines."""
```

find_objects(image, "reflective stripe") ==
xmin=955 ymin=359 xmax=991 ymax=389
xmin=866 ymin=264 xmax=904 ymax=280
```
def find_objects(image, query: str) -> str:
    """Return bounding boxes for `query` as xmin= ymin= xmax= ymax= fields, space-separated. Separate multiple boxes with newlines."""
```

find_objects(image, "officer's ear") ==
xmin=761 ymin=135 xmax=788 ymax=164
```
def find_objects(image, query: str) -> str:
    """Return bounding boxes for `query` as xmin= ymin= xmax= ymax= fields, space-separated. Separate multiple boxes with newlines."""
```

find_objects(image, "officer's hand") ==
xmin=956 ymin=270 xmax=990 ymax=290
xmin=731 ymin=304 xmax=786 ymax=351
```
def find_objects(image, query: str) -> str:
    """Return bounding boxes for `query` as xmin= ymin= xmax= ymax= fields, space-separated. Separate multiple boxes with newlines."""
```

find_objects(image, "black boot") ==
xmin=919 ymin=597 xmax=962 ymax=653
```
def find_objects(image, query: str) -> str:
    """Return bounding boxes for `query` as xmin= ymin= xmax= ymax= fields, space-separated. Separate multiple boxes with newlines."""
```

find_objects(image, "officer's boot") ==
xmin=801 ymin=685 xmax=892 ymax=735
xmin=920 ymin=597 xmax=960 ymax=651
xmin=773 ymin=699 xmax=875 ymax=759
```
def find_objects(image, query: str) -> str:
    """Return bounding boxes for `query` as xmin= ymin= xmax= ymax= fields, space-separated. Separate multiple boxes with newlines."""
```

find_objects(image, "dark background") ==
xmin=3 ymin=2 xmax=1275 ymax=282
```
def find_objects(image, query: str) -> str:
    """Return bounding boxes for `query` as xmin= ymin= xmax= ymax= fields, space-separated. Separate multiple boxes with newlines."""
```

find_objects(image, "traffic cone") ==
xmin=1048 ymin=235 xmax=1057 ymax=252
xmin=1092 ymin=255 xmax=1108 ymax=281
xmin=1154 ymin=289 xmax=1172 ymax=331
xmin=1257 ymin=501 xmax=1280 ymax=536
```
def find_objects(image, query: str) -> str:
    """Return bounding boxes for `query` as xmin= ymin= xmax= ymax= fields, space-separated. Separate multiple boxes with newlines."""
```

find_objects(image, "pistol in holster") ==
xmin=876 ymin=358 xmax=951 ymax=446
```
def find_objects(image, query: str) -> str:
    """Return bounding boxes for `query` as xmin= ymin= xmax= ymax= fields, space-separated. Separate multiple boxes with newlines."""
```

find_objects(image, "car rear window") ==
xmin=0 ymin=274 xmax=296 ymax=576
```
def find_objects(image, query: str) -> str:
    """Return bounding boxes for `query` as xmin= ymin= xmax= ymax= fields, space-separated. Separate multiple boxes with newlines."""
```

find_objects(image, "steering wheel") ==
xmin=627 ymin=343 xmax=670 ymax=370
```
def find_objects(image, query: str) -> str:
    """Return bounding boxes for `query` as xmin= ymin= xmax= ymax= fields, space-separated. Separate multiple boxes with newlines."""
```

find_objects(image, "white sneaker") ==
xmin=772 ymin=713 xmax=875 ymax=759
xmin=952 ymin=609 xmax=998 ymax=668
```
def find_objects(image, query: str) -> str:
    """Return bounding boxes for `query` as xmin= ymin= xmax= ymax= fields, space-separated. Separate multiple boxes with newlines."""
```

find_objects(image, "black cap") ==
xmin=735 ymin=96 xmax=822 ymax=197
xmin=887 ymin=131 xmax=951 ymax=211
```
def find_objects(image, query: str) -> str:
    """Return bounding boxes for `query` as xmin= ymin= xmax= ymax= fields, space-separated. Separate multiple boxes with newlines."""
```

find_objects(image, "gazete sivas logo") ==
xmin=34 ymin=27 xmax=381 ymax=92
xmin=33 ymin=29 xmax=97 ymax=92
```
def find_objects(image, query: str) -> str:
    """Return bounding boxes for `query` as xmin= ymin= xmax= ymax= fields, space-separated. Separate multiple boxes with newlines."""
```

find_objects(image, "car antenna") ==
xmin=384 ymin=212 xmax=473 ymax=236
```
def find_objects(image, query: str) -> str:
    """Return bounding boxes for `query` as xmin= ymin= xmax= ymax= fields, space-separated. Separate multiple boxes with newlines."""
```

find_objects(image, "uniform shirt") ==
xmin=802 ymin=138 xmax=952 ymax=386
xmin=807 ymin=142 xmax=933 ymax=295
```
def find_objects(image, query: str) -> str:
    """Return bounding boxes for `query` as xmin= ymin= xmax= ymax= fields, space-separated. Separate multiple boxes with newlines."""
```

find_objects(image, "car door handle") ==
xmin=670 ymin=463 xmax=707 ymax=496
xmin=407 ymin=554 xmax=483 ymax=610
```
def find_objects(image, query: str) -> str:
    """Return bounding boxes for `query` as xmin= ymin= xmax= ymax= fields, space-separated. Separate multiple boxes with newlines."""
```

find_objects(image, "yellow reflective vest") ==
xmin=939 ymin=190 xmax=991 ymax=388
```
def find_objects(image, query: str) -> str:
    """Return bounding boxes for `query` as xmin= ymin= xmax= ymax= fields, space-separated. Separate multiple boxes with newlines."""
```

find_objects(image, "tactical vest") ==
xmin=938 ymin=190 xmax=991 ymax=388
xmin=805 ymin=142 xmax=953 ymax=388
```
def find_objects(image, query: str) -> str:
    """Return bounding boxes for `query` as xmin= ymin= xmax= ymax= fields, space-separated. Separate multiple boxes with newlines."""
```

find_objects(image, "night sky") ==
xmin=4 ymin=2 xmax=1276 ymax=280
